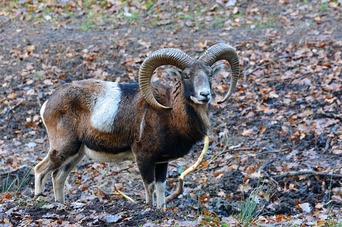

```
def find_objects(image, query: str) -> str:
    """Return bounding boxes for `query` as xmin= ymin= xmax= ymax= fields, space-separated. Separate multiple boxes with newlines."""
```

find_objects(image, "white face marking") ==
xmin=190 ymin=72 xmax=211 ymax=104
xmin=90 ymin=82 xmax=121 ymax=133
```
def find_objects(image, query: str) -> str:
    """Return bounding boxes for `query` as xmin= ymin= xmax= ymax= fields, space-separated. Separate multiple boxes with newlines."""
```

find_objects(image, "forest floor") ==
xmin=0 ymin=0 xmax=341 ymax=226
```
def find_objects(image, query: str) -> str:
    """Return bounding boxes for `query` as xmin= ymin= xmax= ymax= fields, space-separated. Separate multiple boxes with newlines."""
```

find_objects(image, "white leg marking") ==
xmin=90 ymin=81 xmax=121 ymax=133
xmin=156 ymin=181 xmax=166 ymax=209
xmin=34 ymin=157 xmax=50 ymax=196
xmin=144 ymin=182 xmax=155 ymax=205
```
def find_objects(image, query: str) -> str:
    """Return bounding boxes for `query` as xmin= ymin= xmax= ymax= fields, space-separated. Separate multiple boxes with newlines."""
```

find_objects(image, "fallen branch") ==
xmin=94 ymin=186 xmax=137 ymax=204
xmin=273 ymin=170 xmax=342 ymax=179
xmin=11 ymin=99 xmax=25 ymax=111
xmin=0 ymin=166 xmax=31 ymax=176
xmin=197 ymin=145 xmax=258 ymax=172
xmin=243 ymin=60 xmax=274 ymax=79
xmin=115 ymin=189 xmax=136 ymax=204
xmin=317 ymin=109 xmax=342 ymax=122
xmin=166 ymin=136 xmax=210 ymax=203
xmin=325 ymin=124 xmax=339 ymax=151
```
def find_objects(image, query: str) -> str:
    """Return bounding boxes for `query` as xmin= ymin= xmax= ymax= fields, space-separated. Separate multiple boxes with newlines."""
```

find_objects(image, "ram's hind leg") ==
xmin=51 ymin=149 xmax=84 ymax=202
xmin=34 ymin=140 xmax=82 ymax=203
xmin=34 ymin=155 xmax=54 ymax=197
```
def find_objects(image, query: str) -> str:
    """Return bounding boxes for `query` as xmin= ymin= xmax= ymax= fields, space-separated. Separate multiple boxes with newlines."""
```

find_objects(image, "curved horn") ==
xmin=199 ymin=43 xmax=240 ymax=104
xmin=139 ymin=48 xmax=194 ymax=109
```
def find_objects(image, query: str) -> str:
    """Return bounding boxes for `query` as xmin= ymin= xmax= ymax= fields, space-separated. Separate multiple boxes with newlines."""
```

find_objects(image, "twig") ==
xmin=0 ymin=166 xmax=31 ymax=176
xmin=243 ymin=60 xmax=274 ymax=79
xmin=325 ymin=124 xmax=340 ymax=151
xmin=317 ymin=109 xmax=342 ymax=122
xmin=324 ymin=137 xmax=331 ymax=151
xmin=229 ymin=147 xmax=259 ymax=152
xmin=115 ymin=189 xmax=136 ymax=204
xmin=272 ymin=170 xmax=342 ymax=179
xmin=259 ymin=154 xmax=286 ymax=184
xmin=197 ymin=146 xmax=258 ymax=171
xmin=36 ymin=95 xmax=42 ymax=107
xmin=260 ymin=154 xmax=286 ymax=173
xmin=10 ymin=99 xmax=25 ymax=111
xmin=77 ymin=161 xmax=95 ymax=168
xmin=166 ymin=136 xmax=210 ymax=203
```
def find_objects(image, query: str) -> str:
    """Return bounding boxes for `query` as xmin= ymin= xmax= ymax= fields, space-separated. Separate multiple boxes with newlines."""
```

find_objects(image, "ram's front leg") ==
xmin=155 ymin=162 xmax=168 ymax=209
xmin=136 ymin=157 xmax=156 ymax=206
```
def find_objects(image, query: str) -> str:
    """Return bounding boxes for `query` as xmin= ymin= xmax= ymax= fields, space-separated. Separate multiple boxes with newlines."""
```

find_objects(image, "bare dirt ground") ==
xmin=0 ymin=0 xmax=341 ymax=226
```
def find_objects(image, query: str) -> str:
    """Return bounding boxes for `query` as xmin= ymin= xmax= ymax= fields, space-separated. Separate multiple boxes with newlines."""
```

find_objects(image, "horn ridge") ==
xmin=139 ymin=48 xmax=194 ymax=110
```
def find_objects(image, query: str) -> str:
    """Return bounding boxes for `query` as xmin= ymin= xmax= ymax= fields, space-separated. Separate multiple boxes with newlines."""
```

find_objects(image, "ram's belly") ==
xmin=83 ymin=146 xmax=134 ymax=162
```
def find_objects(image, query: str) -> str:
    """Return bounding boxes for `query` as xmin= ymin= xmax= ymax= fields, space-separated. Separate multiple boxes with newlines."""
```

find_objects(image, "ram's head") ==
xmin=139 ymin=43 xmax=240 ymax=109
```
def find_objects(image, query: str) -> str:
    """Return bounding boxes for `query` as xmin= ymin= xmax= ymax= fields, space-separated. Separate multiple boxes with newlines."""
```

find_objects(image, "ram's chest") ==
xmin=155 ymin=133 xmax=200 ymax=163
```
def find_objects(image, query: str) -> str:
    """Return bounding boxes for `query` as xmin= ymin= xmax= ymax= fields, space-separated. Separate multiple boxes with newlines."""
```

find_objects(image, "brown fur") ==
xmin=35 ymin=73 xmax=210 ymax=208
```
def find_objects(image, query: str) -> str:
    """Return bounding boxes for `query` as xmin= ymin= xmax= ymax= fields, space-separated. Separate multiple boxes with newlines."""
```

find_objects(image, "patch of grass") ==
xmin=35 ymin=199 xmax=49 ymax=208
xmin=254 ymin=16 xmax=278 ymax=30
xmin=230 ymin=12 xmax=243 ymax=20
xmin=144 ymin=1 xmax=156 ymax=11
xmin=201 ymin=214 xmax=220 ymax=226
xmin=34 ymin=16 xmax=44 ymax=23
xmin=238 ymin=185 xmax=270 ymax=227
xmin=81 ymin=20 xmax=95 ymax=31
xmin=99 ymin=0 xmax=108 ymax=8
xmin=80 ymin=10 xmax=103 ymax=31
xmin=239 ymin=194 xmax=259 ymax=226
xmin=180 ymin=14 xmax=193 ymax=20
xmin=212 ymin=17 xmax=225 ymax=29
xmin=1 ymin=174 xmax=17 ymax=193
xmin=327 ymin=220 xmax=341 ymax=227
xmin=43 ymin=7 xmax=51 ymax=14
xmin=6 ymin=0 xmax=19 ymax=8
xmin=82 ymin=0 xmax=97 ymax=8
xmin=125 ymin=11 xmax=140 ymax=21
xmin=319 ymin=2 xmax=329 ymax=11
xmin=1 ymin=168 xmax=31 ymax=193
xmin=34 ymin=72 xmax=43 ymax=79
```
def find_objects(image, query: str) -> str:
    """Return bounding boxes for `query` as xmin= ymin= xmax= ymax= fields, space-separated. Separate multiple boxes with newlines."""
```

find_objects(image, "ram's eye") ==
xmin=183 ymin=73 xmax=190 ymax=79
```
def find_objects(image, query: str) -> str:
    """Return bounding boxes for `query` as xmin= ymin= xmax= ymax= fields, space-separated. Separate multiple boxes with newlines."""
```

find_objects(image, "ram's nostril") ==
xmin=200 ymin=91 xmax=210 ymax=97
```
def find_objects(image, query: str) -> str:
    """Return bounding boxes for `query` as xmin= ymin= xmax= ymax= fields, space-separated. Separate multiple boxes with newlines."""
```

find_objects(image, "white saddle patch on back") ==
xmin=90 ymin=81 xmax=121 ymax=133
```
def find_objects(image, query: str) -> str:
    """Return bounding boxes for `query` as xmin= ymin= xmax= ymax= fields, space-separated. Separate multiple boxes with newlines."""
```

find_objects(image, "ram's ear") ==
xmin=165 ymin=68 xmax=182 ymax=78
xmin=212 ymin=63 xmax=226 ymax=75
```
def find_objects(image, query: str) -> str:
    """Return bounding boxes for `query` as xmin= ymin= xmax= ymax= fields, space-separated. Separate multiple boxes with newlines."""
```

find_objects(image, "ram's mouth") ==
xmin=190 ymin=96 xmax=211 ymax=104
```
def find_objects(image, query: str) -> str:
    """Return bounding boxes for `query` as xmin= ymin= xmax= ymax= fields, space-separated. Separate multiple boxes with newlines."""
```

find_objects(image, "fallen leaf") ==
xmin=298 ymin=202 xmax=312 ymax=213
xmin=242 ymin=128 xmax=254 ymax=137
